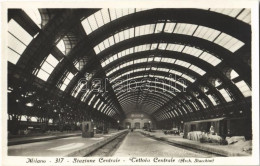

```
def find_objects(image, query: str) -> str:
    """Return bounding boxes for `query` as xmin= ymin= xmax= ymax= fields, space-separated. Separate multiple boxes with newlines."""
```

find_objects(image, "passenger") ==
xmin=209 ymin=126 xmax=215 ymax=135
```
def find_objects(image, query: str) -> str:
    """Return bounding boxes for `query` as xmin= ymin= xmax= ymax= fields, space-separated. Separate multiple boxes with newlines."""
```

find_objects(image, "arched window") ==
xmin=56 ymin=39 xmax=66 ymax=55
xmin=230 ymin=70 xmax=239 ymax=80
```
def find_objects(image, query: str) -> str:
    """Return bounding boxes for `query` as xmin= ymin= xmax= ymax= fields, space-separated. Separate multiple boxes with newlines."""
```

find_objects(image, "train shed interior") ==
xmin=4 ymin=7 xmax=257 ymax=159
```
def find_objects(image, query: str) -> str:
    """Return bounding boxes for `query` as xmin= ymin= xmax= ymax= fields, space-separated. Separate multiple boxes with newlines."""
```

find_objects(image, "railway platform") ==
xmin=8 ymin=130 xmax=128 ymax=157
xmin=8 ymin=131 xmax=82 ymax=146
xmin=139 ymin=130 xmax=251 ymax=157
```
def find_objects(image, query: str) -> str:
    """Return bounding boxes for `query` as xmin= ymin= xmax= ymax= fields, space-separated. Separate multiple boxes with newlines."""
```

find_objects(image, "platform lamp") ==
xmin=117 ymin=120 xmax=120 ymax=130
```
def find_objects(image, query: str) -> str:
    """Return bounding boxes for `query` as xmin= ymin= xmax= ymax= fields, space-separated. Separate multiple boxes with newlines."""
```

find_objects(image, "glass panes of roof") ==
xmin=56 ymin=39 xmax=66 ymax=55
xmin=97 ymin=102 xmax=104 ymax=111
xmin=151 ymin=43 xmax=158 ymax=50
xmin=7 ymin=48 xmax=20 ymax=64
xmin=8 ymin=19 xmax=33 ymax=45
xmin=95 ymin=11 xmax=104 ymax=27
xmin=74 ymin=57 xmax=87 ymax=71
xmin=8 ymin=19 xmax=33 ymax=64
xmin=23 ymin=9 xmax=42 ymax=28
xmin=46 ymin=54 xmax=59 ymax=66
xmin=166 ymin=44 xmax=184 ymax=52
xmin=81 ymin=89 xmax=90 ymax=102
xmin=175 ymin=60 xmax=191 ymax=68
xmin=182 ymin=46 xmax=203 ymax=57
xmin=8 ymin=33 xmax=27 ymax=56
xmin=193 ymin=26 xmax=220 ymax=41
xmin=93 ymin=98 xmax=100 ymax=108
xmin=158 ymin=43 xmax=167 ymax=50
xmin=210 ymin=8 xmax=243 ymax=18
xmin=154 ymin=23 xmax=164 ymax=33
xmin=101 ymin=9 xmax=110 ymax=24
xmin=219 ymin=89 xmax=232 ymax=102
xmin=37 ymin=54 xmax=59 ymax=81
xmin=235 ymin=80 xmax=251 ymax=97
xmin=41 ymin=61 xmax=54 ymax=73
xmin=189 ymin=65 xmax=206 ymax=76
xmin=67 ymin=72 xmax=74 ymax=80
xmin=236 ymin=9 xmax=251 ymax=24
xmin=154 ymin=57 xmax=161 ymax=62
xmin=94 ymin=46 xmax=101 ymax=54
xmin=215 ymin=79 xmax=222 ymax=87
xmin=88 ymin=15 xmax=98 ymax=32
xmin=174 ymin=23 xmax=197 ymax=36
xmin=182 ymin=74 xmax=195 ymax=83
xmin=81 ymin=19 xmax=92 ymax=34
xmin=59 ymin=72 xmax=74 ymax=91
xmin=214 ymin=32 xmax=245 ymax=53
xmin=207 ymin=94 xmax=217 ymax=106
xmin=36 ymin=69 xmax=49 ymax=81
xmin=82 ymin=8 xmax=154 ymax=35
xmin=72 ymin=82 xmax=85 ymax=98
xmin=88 ymin=94 xmax=96 ymax=105
xmin=230 ymin=69 xmax=239 ymax=79
xmin=198 ymin=99 xmax=207 ymax=108
xmin=169 ymin=70 xmax=182 ymax=76
xmin=164 ymin=22 xmax=176 ymax=33
xmin=199 ymin=52 xmax=221 ymax=66
xmin=161 ymin=57 xmax=176 ymax=63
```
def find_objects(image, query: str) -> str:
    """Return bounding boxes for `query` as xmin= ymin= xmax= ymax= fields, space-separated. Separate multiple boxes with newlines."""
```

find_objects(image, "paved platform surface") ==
xmin=8 ymin=130 xmax=126 ymax=157
xmin=139 ymin=130 xmax=251 ymax=157
xmin=8 ymin=132 xmax=82 ymax=146
xmin=113 ymin=131 xmax=210 ymax=157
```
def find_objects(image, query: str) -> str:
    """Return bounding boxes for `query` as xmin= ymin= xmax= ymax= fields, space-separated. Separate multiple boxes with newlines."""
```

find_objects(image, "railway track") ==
xmin=140 ymin=132 xmax=224 ymax=157
xmin=86 ymin=131 xmax=128 ymax=157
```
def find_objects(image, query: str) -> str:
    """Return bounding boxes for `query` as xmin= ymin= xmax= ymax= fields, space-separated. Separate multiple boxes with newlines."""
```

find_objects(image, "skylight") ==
xmin=164 ymin=22 xmax=176 ymax=33
xmin=199 ymin=52 xmax=221 ymax=66
xmin=23 ymin=9 xmax=42 ymax=28
xmin=72 ymin=82 xmax=85 ymax=98
xmin=88 ymin=94 xmax=96 ymax=106
xmin=182 ymin=74 xmax=195 ymax=83
xmin=235 ymin=80 xmax=251 ymax=97
xmin=154 ymin=23 xmax=164 ymax=33
xmin=210 ymin=8 xmax=242 ymax=18
xmin=193 ymin=25 xmax=220 ymax=42
xmin=214 ymin=32 xmax=245 ymax=53
xmin=59 ymin=72 xmax=75 ymax=91
xmin=82 ymin=8 xmax=153 ymax=35
xmin=175 ymin=60 xmax=191 ymax=68
xmin=174 ymin=23 xmax=197 ymax=36
xmin=56 ymin=39 xmax=66 ymax=55
xmin=207 ymin=94 xmax=217 ymax=106
xmin=189 ymin=65 xmax=206 ymax=76
xmin=236 ymin=9 xmax=251 ymax=24
xmin=166 ymin=44 xmax=184 ymax=52
xmin=182 ymin=46 xmax=203 ymax=57
xmin=8 ymin=19 xmax=33 ymax=64
xmin=230 ymin=69 xmax=239 ymax=79
xmin=219 ymin=89 xmax=232 ymax=102
xmin=37 ymin=54 xmax=59 ymax=81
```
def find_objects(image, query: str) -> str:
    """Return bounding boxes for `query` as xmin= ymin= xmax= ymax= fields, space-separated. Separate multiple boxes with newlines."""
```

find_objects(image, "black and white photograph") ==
xmin=1 ymin=0 xmax=259 ymax=166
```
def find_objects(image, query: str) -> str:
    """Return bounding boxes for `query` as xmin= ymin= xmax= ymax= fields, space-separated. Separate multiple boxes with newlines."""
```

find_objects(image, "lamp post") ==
xmin=148 ymin=121 xmax=151 ymax=131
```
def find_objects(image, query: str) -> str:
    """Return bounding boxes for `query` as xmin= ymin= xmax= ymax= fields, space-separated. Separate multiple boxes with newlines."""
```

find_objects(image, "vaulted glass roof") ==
xmin=7 ymin=8 xmax=252 ymax=122
xmin=93 ymin=22 xmax=244 ymax=54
